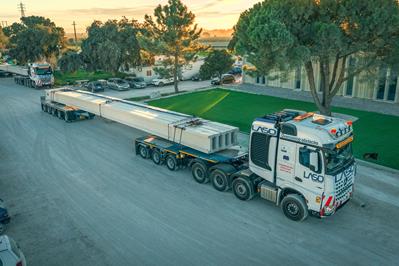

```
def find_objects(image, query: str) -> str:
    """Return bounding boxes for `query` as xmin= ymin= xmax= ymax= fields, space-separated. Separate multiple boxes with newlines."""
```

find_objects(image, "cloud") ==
xmin=49 ymin=6 xmax=155 ymax=18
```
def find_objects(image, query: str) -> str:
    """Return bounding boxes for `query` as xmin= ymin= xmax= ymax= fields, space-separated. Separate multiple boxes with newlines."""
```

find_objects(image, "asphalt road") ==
xmin=0 ymin=78 xmax=398 ymax=266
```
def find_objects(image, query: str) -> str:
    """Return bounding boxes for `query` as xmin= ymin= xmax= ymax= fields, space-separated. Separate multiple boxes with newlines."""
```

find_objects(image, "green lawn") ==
xmin=54 ymin=70 xmax=127 ymax=86
xmin=149 ymin=88 xmax=399 ymax=170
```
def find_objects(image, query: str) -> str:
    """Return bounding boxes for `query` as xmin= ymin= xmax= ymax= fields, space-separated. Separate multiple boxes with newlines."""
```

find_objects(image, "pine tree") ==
xmin=141 ymin=0 xmax=205 ymax=93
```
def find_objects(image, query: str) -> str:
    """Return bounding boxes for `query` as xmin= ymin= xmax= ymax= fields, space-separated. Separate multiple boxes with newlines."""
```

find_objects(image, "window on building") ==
xmin=345 ymin=57 xmax=356 ymax=96
xmin=295 ymin=67 xmax=301 ymax=90
xmin=250 ymin=132 xmax=271 ymax=170
xmin=262 ymin=76 xmax=266 ymax=84
xmin=376 ymin=67 xmax=387 ymax=100
xmin=146 ymin=70 xmax=152 ymax=76
xmin=256 ymin=76 xmax=260 ymax=83
xmin=388 ymin=68 xmax=398 ymax=101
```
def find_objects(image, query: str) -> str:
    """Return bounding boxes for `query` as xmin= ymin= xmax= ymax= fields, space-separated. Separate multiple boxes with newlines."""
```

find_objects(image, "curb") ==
xmin=356 ymin=159 xmax=399 ymax=175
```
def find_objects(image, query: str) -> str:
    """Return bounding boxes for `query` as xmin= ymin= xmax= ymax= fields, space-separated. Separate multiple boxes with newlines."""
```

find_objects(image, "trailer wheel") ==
xmin=211 ymin=169 xmax=229 ymax=192
xmin=151 ymin=149 xmax=162 ymax=165
xmin=232 ymin=177 xmax=254 ymax=201
xmin=281 ymin=194 xmax=308 ymax=222
xmin=138 ymin=145 xmax=149 ymax=159
xmin=191 ymin=162 xmax=209 ymax=184
xmin=165 ymin=155 xmax=177 ymax=171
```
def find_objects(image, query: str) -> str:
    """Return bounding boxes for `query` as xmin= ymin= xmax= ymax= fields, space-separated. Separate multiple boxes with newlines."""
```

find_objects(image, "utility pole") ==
xmin=72 ymin=21 xmax=78 ymax=43
xmin=18 ymin=2 xmax=26 ymax=18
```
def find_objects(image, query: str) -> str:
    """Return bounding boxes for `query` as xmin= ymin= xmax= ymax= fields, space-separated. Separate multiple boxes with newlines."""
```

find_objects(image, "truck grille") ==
xmin=334 ymin=165 xmax=355 ymax=203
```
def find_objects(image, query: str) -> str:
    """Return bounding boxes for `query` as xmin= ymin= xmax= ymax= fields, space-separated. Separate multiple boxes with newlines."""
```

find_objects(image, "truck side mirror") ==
xmin=309 ymin=151 xmax=319 ymax=172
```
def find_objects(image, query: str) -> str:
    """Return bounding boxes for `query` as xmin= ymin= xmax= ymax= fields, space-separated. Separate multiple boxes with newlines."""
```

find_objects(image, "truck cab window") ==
xmin=299 ymin=147 xmax=321 ymax=173
xmin=250 ymin=132 xmax=271 ymax=170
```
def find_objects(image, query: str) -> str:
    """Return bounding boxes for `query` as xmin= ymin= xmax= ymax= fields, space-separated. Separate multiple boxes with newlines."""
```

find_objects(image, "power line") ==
xmin=18 ymin=2 xmax=26 ymax=18
xmin=72 ymin=21 xmax=77 ymax=43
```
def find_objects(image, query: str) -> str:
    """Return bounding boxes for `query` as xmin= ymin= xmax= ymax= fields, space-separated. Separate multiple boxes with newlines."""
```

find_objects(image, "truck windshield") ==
xmin=34 ymin=67 xmax=52 ymax=75
xmin=324 ymin=143 xmax=353 ymax=174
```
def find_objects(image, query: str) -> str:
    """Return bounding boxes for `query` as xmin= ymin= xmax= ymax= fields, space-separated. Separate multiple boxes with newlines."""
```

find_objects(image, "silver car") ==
xmin=0 ymin=235 xmax=26 ymax=266
xmin=107 ymin=78 xmax=130 ymax=91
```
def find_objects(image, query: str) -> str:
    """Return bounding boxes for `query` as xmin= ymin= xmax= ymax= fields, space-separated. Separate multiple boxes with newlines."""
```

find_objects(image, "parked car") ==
xmin=125 ymin=77 xmax=147 ymax=89
xmin=191 ymin=74 xmax=202 ymax=81
xmin=211 ymin=74 xmax=236 ymax=85
xmin=151 ymin=77 xmax=174 ymax=87
xmin=0 ymin=199 xmax=10 ymax=234
xmin=86 ymin=80 xmax=107 ymax=93
xmin=107 ymin=78 xmax=130 ymax=91
xmin=0 ymin=235 xmax=26 ymax=266
xmin=228 ymin=67 xmax=242 ymax=75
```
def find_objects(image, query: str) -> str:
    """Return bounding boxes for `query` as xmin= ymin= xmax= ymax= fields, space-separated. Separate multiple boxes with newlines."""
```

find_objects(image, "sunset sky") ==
xmin=0 ymin=0 xmax=260 ymax=33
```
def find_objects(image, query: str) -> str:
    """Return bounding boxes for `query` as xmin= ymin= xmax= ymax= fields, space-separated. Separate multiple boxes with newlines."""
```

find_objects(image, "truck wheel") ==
xmin=151 ymin=149 xmax=162 ymax=165
xmin=58 ymin=111 xmax=63 ymax=119
xmin=165 ymin=155 xmax=177 ymax=171
xmin=53 ymin=109 xmax=58 ymax=117
xmin=138 ymin=145 xmax=149 ymax=159
xmin=158 ymin=82 xmax=164 ymax=87
xmin=232 ymin=177 xmax=254 ymax=201
xmin=191 ymin=162 xmax=209 ymax=184
xmin=41 ymin=104 xmax=45 ymax=111
xmin=281 ymin=194 xmax=308 ymax=222
xmin=211 ymin=169 xmax=229 ymax=192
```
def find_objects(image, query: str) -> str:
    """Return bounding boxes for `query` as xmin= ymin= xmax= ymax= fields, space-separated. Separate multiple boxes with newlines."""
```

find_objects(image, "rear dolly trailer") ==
xmin=40 ymin=96 xmax=95 ymax=122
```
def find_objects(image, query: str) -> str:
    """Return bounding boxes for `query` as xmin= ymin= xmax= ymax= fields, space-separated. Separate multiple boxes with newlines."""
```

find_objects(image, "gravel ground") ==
xmin=0 ymin=78 xmax=398 ymax=266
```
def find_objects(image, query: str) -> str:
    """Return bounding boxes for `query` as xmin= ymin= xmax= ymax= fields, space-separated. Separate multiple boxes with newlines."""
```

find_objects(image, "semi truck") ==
xmin=0 ymin=63 xmax=54 ymax=88
xmin=40 ymin=88 xmax=356 ymax=221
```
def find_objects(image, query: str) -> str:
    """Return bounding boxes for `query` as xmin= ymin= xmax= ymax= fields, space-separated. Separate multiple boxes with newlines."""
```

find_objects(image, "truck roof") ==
xmin=256 ymin=110 xmax=353 ymax=149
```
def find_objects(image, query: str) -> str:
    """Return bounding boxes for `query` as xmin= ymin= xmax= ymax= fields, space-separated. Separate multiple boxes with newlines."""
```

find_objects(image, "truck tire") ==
xmin=211 ymin=169 xmax=229 ymax=192
xmin=232 ymin=177 xmax=254 ymax=201
xmin=191 ymin=162 xmax=209 ymax=184
xmin=165 ymin=154 xmax=177 ymax=171
xmin=41 ymin=104 xmax=45 ymax=111
xmin=138 ymin=145 xmax=149 ymax=159
xmin=158 ymin=82 xmax=164 ymax=87
xmin=58 ymin=111 xmax=63 ymax=119
xmin=281 ymin=194 xmax=308 ymax=222
xmin=151 ymin=149 xmax=162 ymax=165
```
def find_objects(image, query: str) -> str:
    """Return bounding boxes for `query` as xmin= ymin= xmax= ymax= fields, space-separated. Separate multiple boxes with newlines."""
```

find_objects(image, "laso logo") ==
xmin=252 ymin=125 xmax=277 ymax=136
xmin=303 ymin=172 xmax=324 ymax=183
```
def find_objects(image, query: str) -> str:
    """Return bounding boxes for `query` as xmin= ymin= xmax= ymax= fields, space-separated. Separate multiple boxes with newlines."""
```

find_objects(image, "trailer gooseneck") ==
xmin=41 ymin=88 xmax=356 ymax=221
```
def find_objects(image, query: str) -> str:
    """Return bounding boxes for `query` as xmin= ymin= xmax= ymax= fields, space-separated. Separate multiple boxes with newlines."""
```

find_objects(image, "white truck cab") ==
xmin=245 ymin=110 xmax=355 ymax=221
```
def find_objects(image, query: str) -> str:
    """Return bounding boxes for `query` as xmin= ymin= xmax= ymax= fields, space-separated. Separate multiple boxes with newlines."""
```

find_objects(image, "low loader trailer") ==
xmin=41 ymin=88 xmax=356 ymax=221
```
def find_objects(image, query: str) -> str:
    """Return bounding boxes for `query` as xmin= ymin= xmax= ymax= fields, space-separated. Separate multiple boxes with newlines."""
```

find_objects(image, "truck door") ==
xmin=293 ymin=145 xmax=324 ymax=196
xmin=276 ymin=139 xmax=296 ymax=182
